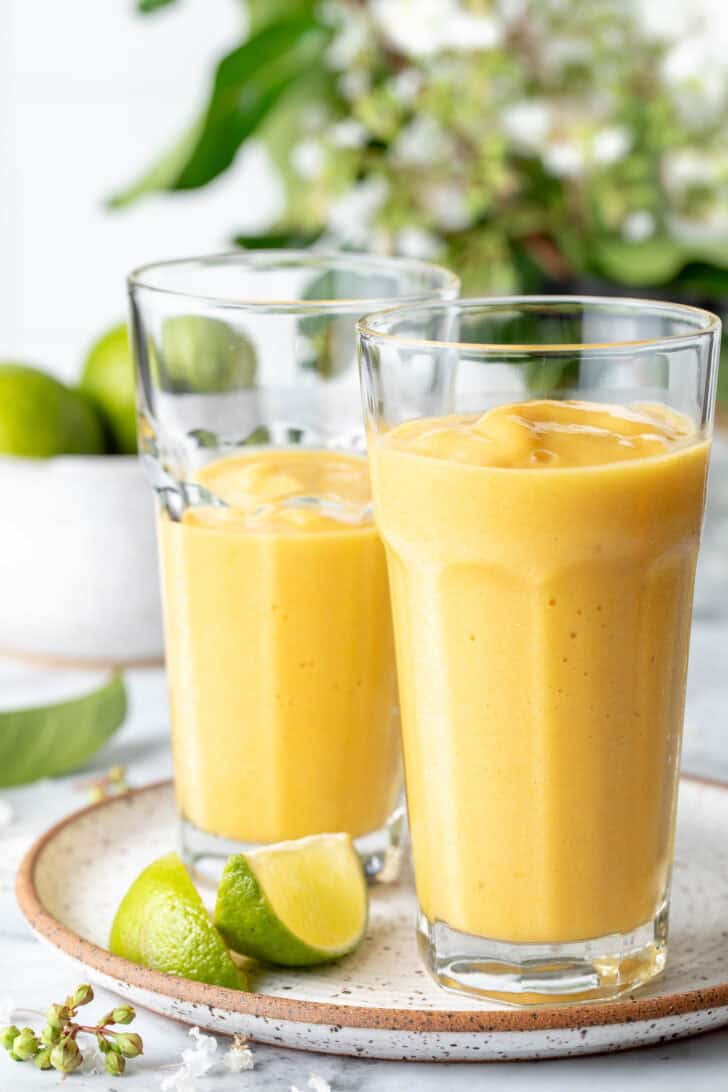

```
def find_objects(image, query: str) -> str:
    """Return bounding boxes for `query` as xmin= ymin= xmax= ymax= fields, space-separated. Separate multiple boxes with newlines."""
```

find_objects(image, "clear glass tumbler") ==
xmin=128 ymin=251 xmax=458 ymax=881
xmin=358 ymin=297 xmax=720 ymax=998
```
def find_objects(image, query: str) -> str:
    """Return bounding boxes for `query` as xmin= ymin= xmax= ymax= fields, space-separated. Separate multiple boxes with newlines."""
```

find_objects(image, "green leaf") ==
xmin=591 ymin=237 xmax=687 ymax=287
xmin=232 ymin=229 xmax=322 ymax=249
xmin=0 ymin=673 xmax=127 ymax=787
xmin=247 ymin=0 xmax=318 ymax=32
xmin=110 ymin=15 xmax=331 ymax=206
xmin=108 ymin=116 xmax=206 ymax=209
xmin=674 ymin=261 xmax=728 ymax=300
xmin=136 ymin=0 xmax=178 ymax=12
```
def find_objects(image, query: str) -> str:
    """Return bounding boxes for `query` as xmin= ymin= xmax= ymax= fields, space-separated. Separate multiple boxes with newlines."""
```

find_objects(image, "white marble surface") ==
xmin=1 ymin=441 xmax=727 ymax=1089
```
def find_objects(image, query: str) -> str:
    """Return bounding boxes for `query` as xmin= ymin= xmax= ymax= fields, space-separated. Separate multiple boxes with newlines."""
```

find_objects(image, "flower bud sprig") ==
xmin=78 ymin=764 xmax=129 ymax=804
xmin=0 ymin=985 xmax=143 ymax=1077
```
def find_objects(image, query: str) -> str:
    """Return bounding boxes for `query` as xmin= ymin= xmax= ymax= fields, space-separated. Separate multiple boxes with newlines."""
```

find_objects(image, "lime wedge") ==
xmin=214 ymin=833 xmax=368 ymax=967
xmin=0 ymin=669 xmax=126 ymax=788
xmin=110 ymin=852 xmax=247 ymax=990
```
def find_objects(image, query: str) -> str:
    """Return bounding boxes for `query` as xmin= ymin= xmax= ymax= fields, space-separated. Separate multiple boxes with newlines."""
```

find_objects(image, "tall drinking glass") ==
xmin=358 ymin=297 xmax=720 ymax=998
xmin=129 ymin=252 xmax=458 ymax=879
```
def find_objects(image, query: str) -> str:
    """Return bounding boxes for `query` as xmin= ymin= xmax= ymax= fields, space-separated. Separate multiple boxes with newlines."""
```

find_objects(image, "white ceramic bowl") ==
xmin=0 ymin=455 xmax=163 ymax=665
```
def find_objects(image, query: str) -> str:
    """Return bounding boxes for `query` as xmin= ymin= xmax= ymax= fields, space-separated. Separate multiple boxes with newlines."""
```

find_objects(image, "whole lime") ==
xmin=159 ymin=315 xmax=257 ymax=393
xmin=0 ymin=363 xmax=105 ymax=458
xmin=80 ymin=324 xmax=137 ymax=455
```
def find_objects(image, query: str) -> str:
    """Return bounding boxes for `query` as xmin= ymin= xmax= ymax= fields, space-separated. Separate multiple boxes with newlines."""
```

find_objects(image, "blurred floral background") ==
xmin=114 ymin=0 xmax=728 ymax=411
xmin=0 ymin=0 xmax=726 ymax=672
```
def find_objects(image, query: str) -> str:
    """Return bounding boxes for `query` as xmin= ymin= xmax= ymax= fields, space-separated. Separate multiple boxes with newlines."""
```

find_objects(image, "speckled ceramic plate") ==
xmin=16 ymin=778 xmax=728 ymax=1062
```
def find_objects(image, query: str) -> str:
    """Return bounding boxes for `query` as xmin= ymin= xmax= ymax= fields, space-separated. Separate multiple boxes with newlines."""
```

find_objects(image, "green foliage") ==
xmin=121 ymin=0 xmax=728 ymax=407
xmin=112 ymin=13 xmax=332 ymax=204
xmin=136 ymin=0 xmax=177 ymax=12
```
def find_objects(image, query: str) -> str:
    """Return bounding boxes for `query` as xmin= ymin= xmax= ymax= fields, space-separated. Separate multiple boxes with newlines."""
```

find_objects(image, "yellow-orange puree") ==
xmin=371 ymin=400 xmax=708 ymax=942
xmin=161 ymin=450 xmax=400 ymax=844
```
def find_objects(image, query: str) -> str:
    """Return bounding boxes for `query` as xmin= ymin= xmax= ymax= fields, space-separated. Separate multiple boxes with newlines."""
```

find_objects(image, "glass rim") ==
xmin=127 ymin=249 xmax=460 ymax=313
xmin=357 ymin=295 xmax=722 ymax=355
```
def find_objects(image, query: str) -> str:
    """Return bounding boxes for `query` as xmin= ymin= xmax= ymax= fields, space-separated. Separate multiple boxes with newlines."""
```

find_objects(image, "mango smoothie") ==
xmin=371 ymin=400 xmax=709 ymax=944
xmin=160 ymin=449 xmax=400 ymax=845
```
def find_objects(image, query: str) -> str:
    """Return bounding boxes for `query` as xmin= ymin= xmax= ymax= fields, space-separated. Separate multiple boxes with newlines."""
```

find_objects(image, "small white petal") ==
xmin=327 ymin=178 xmax=389 ymax=244
xmin=543 ymin=141 xmax=585 ymax=178
xmin=396 ymin=227 xmax=441 ymax=260
xmin=291 ymin=141 xmax=325 ymax=181
xmin=501 ymin=101 xmax=552 ymax=152
xmin=338 ymin=70 xmax=370 ymax=100
xmin=373 ymin=0 xmax=498 ymax=57
xmin=424 ymin=184 xmax=473 ymax=231
xmin=329 ymin=120 xmax=368 ymax=149
xmin=622 ymin=211 xmax=656 ymax=242
xmin=390 ymin=68 xmax=423 ymax=104
xmin=592 ymin=126 xmax=631 ymax=166
xmin=223 ymin=1045 xmax=255 ymax=1072
xmin=327 ymin=14 xmax=369 ymax=68
xmin=393 ymin=116 xmax=452 ymax=167
xmin=308 ymin=1076 xmax=333 ymax=1092
xmin=662 ymin=149 xmax=718 ymax=192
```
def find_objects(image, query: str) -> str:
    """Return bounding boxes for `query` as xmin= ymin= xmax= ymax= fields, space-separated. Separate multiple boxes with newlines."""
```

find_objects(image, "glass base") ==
xmin=180 ymin=806 xmax=407 ymax=886
xmin=417 ymin=904 xmax=668 ymax=1006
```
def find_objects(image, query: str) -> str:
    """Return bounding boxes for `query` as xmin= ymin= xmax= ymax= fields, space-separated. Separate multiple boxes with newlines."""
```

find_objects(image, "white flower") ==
xmin=160 ymin=1027 xmax=218 ymax=1091
xmin=424 ymin=183 xmax=473 ymax=231
xmin=393 ymin=116 xmax=452 ymax=167
xmin=390 ymin=68 xmax=423 ymax=105
xmin=326 ymin=12 xmax=369 ymax=69
xmin=223 ymin=1034 xmax=255 ymax=1072
xmin=372 ymin=0 xmax=499 ymax=59
xmin=338 ymin=70 xmax=370 ymax=101
xmin=447 ymin=11 xmax=500 ymax=51
xmin=622 ymin=210 xmax=656 ymax=242
xmin=327 ymin=177 xmax=389 ymax=244
xmin=541 ymin=35 xmax=592 ymax=72
xmin=591 ymin=126 xmax=631 ymax=166
xmin=396 ymin=227 xmax=441 ymax=259
xmin=291 ymin=1078 xmax=332 ymax=1092
xmin=497 ymin=0 xmax=528 ymax=21
xmin=501 ymin=101 xmax=552 ymax=152
xmin=308 ymin=1077 xmax=333 ymax=1092
xmin=543 ymin=140 xmax=585 ymax=178
xmin=329 ymin=120 xmax=368 ymax=149
xmin=291 ymin=141 xmax=325 ymax=181
xmin=662 ymin=148 xmax=718 ymax=192
xmin=79 ymin=1045 xmax=105 ymax=1075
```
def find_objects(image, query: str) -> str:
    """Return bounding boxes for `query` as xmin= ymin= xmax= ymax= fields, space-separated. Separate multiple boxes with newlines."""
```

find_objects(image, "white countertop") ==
xmin=1 ymin=442 xmax=727 ymax=1090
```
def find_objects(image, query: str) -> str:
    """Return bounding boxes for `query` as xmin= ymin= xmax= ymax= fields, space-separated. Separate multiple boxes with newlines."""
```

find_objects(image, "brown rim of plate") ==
xmin=15 ymin=775 xmax=728 ymax=1034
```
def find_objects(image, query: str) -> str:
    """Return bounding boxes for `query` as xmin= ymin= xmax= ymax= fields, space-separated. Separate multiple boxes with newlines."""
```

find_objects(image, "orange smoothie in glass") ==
xmin=371 ymin=400 xmax=709 ymax=943
xmin=160 ymin=450 xmax=400 ymax=845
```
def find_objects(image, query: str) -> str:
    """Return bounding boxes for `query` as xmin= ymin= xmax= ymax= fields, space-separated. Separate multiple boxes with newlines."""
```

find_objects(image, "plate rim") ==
xmin=16 ymin=775 xmax=728 ymax=1035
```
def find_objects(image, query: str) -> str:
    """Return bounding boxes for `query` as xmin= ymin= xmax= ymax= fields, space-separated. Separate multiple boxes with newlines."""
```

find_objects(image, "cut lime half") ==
xmin=214 ymin=833 xmax=368 ymax=967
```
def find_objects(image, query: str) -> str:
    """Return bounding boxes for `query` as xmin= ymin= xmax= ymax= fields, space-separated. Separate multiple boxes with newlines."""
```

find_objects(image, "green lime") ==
xmin=79 ymin=324 xmax=137 ymax=455
xmin=214 ymin=833 xmax=368 ymax=967
xmin=109 ymin=852 xmax=247 ymax=990
xmin=159 ymin=315 xmax=257 ymax=393
xmin=0 ymin=364 xmax=105 ymax=457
